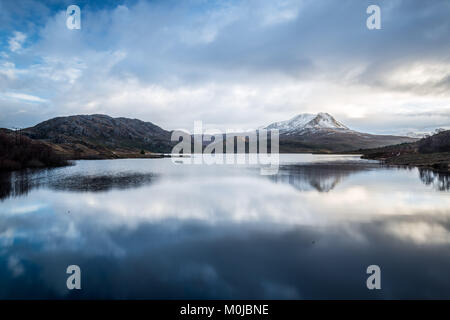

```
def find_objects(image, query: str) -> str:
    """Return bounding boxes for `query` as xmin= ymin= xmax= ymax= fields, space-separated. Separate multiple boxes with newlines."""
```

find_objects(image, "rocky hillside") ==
xmin=360 ymin=130 xmax=450 ymax=170
xmin=23 ymin=114 xmax=174 ymax=159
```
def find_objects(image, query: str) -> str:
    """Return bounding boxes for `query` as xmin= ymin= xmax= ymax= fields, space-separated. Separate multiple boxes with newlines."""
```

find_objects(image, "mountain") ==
xmin=22 ymin=114 xmax=173 ymax=159
xmin=273 ymin=163 xmax=379 ymax=192
xmin=361 ymin=130 xmax=450 ymax=170
xmin=404 ymin=131 xmax=429 ymax=139
xmin=403 ymin=128 xmax=447 ymax=139
xmin=266 ymin=112 xmax=348 ymax=134
xmin=264 ymin=112 xmax=416 ymax=153
xmin=17 ymin=112 xmax=417 ymax=159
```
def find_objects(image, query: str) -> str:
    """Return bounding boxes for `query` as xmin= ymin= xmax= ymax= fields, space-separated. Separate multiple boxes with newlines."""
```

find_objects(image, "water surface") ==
xmin=0 ymin=154 xmax=449 ymax=299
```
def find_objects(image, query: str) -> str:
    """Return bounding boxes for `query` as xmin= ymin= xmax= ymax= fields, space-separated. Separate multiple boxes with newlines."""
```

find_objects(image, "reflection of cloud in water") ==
xmin=385 ymin=220 xmax=450 ymax=245
xmin=2 ymin=170 xmax=450 ymax=227
xmin=0 ymin=160 xmax=448 ymax=203
xmin=0 ymin=157 xmax=450 ymax=298
xmin=7 ymin=256 xmax=24 ymax=277
xmin=2 ymin=215 xmax=450 ymax=299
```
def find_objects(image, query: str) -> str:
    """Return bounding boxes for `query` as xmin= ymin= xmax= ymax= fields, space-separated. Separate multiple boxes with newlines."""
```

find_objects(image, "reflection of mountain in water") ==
xmin=0 ymin=170 xmax=156 ymax=200
xmin=419 ymin=169 xmax=450 ymax=191
xmin=49 ymin=173 xmax=155 ymax=192
xmin=269 ymin=163 xmax=377 ymax=192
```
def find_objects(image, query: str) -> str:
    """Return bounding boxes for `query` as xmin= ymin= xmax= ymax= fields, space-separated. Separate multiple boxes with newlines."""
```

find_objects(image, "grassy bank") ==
xmin=359 ymin=130 xmax=450 ymax=171
xmin=0 ymin=129 xmax=69 ymax=171
xmin=362 ymin=151 xmax=450 ymax=170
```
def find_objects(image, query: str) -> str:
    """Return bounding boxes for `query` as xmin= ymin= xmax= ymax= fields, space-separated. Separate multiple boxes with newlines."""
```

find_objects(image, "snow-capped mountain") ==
xmin=262 ymin=112 xmax=417 ymax=152
xmin=265 ymin=112 xmax=349 ymax=135
xmin=404 ymin=132 xmax=428 ymax=139
xmin=403 ymin=128 xmax=447 ymax=139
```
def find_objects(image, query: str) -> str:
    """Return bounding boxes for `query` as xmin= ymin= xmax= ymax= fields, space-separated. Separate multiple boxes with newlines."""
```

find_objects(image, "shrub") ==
xmin=0 ymin=131 xmax=68 ymax=171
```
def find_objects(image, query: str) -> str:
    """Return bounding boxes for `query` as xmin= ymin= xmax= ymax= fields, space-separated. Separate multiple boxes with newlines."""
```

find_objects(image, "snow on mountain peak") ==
xmin=403 ymin=128 xmax=447 ymax=139
xmin=309 ymin=112 xmax=349 ymax=130
xmin=265 ymin=112 xmax=349 ymax=134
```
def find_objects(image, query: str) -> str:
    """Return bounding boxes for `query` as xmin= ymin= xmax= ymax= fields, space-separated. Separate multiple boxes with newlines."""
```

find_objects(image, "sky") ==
xmin=0 ymin=0 xmax=449 ymax=134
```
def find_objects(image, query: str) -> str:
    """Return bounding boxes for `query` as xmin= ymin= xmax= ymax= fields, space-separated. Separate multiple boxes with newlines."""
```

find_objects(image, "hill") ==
xmin=17 ymin=113 xmax=418 ymax=157
xmin=22 ymin=114 xmax=174 ymax=159
xmin=360 ymin=130 xmax=450 ymax=170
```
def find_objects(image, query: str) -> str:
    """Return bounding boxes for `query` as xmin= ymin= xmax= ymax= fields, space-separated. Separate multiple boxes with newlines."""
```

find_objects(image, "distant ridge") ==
xmin=16 ymin=112 xmax=419 ymax=158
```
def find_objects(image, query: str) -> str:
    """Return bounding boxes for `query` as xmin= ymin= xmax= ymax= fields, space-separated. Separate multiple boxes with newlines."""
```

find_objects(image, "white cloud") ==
xmin=0 ymin=0 xmax=449 ymax=132
xmin=8 ymin=31 xmax=26 ymax=52
xmin=8 ymin=256 xmax=24 ymax=277
xmin=2 ymin=92 xmax=48 ymax=103
xmin=258 ymin=0 xmax=303 ymax=26
xmin=385 ymin=221 xmax=450 ymax=245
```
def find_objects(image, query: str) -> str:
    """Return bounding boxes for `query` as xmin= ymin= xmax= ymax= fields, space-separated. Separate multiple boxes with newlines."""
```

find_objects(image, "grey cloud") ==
xmin=343 ymin=110 xmax=450 ymax=135
xmin=31 ymin=0 xmax=450 ymax=83
xmin=1 ymin=0 xmax=450 ymax=131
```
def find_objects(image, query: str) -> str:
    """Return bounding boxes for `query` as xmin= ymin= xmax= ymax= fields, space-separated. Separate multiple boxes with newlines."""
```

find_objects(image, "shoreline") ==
xmin=361 ymin=152 xmax=450 ymax=171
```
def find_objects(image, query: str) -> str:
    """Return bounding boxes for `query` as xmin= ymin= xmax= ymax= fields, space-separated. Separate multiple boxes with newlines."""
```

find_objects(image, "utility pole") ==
xmin=13 ymin=127 xmax=17 ymax=145
xmin=12 ymin=127 xmax=22 ymax=145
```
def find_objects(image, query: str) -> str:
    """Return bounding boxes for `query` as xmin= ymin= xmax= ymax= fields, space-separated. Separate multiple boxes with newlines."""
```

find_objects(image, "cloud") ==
xmin=7 ymin=31 xmax=27 ymax=52
xmin=1 ymin=92 xmax=48 ymax=103
xmin=0 ymin=0 xmax=449 ymax=133
xmin=7 ymin=256 xmax=24 ymax=277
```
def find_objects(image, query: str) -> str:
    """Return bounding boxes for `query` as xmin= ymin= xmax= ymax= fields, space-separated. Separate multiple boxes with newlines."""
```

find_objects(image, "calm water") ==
xmin=0 ymin=154 xmax=449 ymax=299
